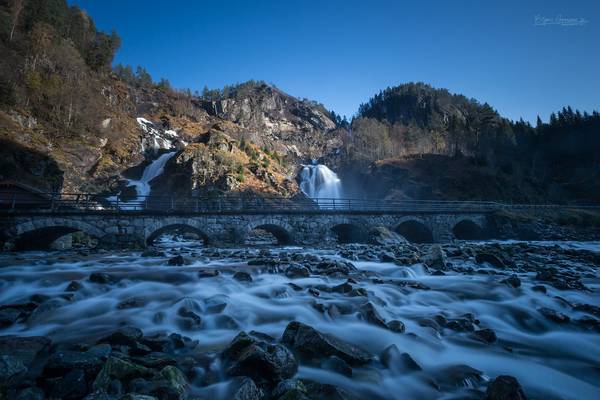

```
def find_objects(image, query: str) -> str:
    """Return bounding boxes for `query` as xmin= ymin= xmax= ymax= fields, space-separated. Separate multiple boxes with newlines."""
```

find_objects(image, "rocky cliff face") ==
xmin=200 ymin=83 xmax=342 ymax=160
xmin=1 ymin=73 xmax=319 ymax=197
xmin=152 ymin=126 xmax=298 ymax=197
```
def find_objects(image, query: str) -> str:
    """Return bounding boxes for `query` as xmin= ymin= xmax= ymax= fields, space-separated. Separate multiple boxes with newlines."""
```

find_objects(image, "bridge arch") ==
xmin=246 ymin=219 xmax=293 ymax=246
xmin=394 ymin=217 xmax=434 ymax=243
xmin=11 ymin=218 xmax=105 ymax=250
xmin=146 ymin=223 xmax=210 ymax=246
xmin=328 ymin=222 xmax=370 ymax=243
xmin=452 ymin=218 xmax=487 ymax=240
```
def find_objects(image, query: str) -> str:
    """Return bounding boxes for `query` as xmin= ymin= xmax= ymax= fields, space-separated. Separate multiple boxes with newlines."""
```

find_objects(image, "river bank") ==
xmin=0 ymin=240 xmax=599 ymax=399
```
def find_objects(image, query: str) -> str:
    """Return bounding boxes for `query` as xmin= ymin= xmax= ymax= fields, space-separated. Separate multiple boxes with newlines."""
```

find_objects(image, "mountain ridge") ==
xmin=0 ymin=0 xmax=598 ymax=203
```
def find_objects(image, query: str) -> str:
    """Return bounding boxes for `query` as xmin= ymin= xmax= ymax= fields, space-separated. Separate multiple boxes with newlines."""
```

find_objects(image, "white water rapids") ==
xmin=0 ymin=240 xmax=599 ymax=399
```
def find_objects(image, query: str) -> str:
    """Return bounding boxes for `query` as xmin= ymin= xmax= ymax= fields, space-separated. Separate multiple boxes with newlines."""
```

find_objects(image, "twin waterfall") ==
xmin=299 ymin=163 xmax=343 ymax=201
xmin=111 ymin=157 xmax=342 ymax=209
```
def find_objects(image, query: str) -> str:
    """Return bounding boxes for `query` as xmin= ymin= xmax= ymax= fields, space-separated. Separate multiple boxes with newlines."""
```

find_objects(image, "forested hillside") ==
xmin=339 ymin=83 xmax=600 ymax=203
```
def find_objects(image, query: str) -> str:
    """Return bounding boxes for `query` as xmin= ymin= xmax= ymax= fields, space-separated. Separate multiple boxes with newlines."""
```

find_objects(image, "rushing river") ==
xmin=0 ymin=239 xmax=599 ymax=399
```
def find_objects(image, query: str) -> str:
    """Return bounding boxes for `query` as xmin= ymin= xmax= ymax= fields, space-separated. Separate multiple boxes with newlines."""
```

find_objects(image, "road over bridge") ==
xmin=0 ymin=194 xmax=533 ymax=250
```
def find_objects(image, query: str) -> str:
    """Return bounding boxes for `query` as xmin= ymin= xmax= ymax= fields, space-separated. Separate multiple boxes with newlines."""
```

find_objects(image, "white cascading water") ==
xmin=108 ymin=151 xmax=177 ymax=209
xmin=1 ymin=241 xmax=599 ymax=399
xmin=299 ymin=162 xmax=342 ymax=200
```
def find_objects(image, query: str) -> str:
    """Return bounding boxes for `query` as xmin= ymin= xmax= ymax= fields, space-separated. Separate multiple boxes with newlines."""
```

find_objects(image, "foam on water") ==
xmin=0 ymin=241 xmax=599 ymax=399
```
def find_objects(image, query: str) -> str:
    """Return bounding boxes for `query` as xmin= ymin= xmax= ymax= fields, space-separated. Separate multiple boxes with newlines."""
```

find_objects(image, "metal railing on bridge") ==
xmin=1 ymin=191 xmax=598 ymax=214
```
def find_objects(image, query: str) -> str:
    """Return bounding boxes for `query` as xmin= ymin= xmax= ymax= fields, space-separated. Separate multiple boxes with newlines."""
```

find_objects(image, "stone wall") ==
xmin=1 ymin=212 xmax=489 ymax=250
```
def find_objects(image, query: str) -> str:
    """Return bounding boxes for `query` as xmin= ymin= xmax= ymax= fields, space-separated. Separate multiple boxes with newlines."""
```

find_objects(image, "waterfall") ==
xmin=299 ymin=162 xmax=342 ymax=200
xmin=108 ymin=151 xmax=177 ymax=209
xmin=130 ymin=151 xmax=177 ymax=197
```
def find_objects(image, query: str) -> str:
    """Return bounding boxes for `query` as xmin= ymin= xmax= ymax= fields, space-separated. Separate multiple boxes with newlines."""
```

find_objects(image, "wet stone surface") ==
xmin=0 ymin=238 xmax=599 ymax=399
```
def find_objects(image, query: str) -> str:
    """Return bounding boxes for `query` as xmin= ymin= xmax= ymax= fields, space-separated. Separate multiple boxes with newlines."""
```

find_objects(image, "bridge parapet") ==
xmin=0 ymin=191 xmax=507 ymax=214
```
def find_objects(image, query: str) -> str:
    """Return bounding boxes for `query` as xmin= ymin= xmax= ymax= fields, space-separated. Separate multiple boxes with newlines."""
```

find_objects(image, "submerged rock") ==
xmin=0 ymin=308 xmax=21 ymax=327
xmin=282 ymin=321 xmax=371 ymax=366
xmin=473 ymin=328 xmax=497 ymax=344
xmin=66 ymin=280 xmax=84 ymax=292
xmin=0 ymin=355 xmax=27 ymax=386
xmin=89 ymin=272 xmax=117 ymax=284
xmin=486 ymin=375 xmax=527 ymax=400
xmin=432 ymin=364 xmax=484 ymax=390
xmin=538 ymin=307 xmax=570 ymax=323
xmin=321 ymin=355 xmax=353 ymax=377
xmin=285 ymin=264 xmax=310 ymax=278
xmin=167 ymin=255 xmax=187 ymax=266
xmin=475 ymin=252 xmax=505 ymax=269
xmin=176 ymin=306 xmax=203 ymax=330
xmin=141 ymin=249 xmax=166 ymax=257
xmin=501 ymin=274 xmax=521 ymax=288
xmin=198 ymin=269 xmax=220 ymax=278
xmin=233 ymin=271 xmax=253 ymax=282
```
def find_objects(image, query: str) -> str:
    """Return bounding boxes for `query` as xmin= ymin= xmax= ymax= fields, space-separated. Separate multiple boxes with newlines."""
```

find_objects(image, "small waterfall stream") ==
xmin=108 ymin=151 xmax=177 ymax=209
xmin=299 ymin=162 xmax=342 ymax=200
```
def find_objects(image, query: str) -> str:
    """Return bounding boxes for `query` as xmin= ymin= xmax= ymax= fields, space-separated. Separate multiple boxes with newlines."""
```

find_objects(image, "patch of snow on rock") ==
xmin=136 ymin=117 xmax=183 ymax=153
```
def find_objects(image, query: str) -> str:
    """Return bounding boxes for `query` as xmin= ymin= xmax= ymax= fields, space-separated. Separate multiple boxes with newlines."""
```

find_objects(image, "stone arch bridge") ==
xmin=0 ymin=210 xmax=491 ymax=250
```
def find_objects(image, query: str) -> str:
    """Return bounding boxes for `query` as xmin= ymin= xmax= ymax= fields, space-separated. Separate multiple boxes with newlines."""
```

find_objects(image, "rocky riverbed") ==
xmin=0 ymin=239 xmax=599 ymax=399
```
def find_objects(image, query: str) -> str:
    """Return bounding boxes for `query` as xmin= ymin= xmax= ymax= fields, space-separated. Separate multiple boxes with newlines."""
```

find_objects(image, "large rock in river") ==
xmin=222 ymin=331 xmax=297 ymax=385
xmin=0 ymin=335 xmax=51 ymax=366
xmin=368 ymin=226 xmax=407 ymax=246
xmin=422 ymin=244 xmax=446 ymax=270
xmin=282 ymin=321 xmax=371 ymax=366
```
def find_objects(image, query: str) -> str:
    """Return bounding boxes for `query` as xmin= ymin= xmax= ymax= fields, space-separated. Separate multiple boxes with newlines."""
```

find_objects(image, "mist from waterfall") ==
xmin=299 ymin=163 xmax=342 ymax=200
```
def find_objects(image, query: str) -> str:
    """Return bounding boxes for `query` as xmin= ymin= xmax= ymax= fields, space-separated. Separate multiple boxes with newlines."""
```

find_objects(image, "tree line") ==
xmin=0 ymin=0 xmax=120 ymax=134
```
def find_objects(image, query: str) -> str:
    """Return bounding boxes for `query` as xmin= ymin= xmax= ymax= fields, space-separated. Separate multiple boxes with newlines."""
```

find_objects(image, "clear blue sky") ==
xmin=69 ymin=0 xmax=599 ymax=123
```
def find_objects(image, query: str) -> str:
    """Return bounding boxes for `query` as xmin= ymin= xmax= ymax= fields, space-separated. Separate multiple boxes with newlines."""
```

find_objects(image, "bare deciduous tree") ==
xmin=9 ymin=0 xmax=25 ymax=42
